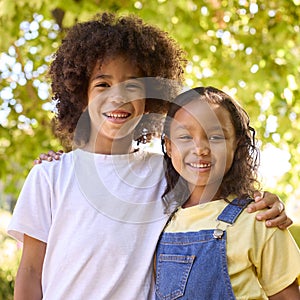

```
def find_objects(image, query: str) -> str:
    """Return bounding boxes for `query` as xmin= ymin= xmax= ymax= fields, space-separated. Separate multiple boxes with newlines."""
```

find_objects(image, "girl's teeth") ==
xmin=190 ymin=163 xmax=211 ymax=168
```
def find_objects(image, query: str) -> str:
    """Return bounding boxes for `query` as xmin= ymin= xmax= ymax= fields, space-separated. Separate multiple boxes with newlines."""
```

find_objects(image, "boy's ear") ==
xmin=164 ymin=136 xmax=172 ymax=158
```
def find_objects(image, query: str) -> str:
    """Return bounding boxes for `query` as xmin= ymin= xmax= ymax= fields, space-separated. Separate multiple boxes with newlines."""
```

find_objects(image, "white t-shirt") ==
xmin=8 ymin=149 xmax=169 ymax=300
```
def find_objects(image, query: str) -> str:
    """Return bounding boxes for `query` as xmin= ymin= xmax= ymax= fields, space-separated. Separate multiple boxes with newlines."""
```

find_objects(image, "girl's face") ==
xmin=165 ymin=99 xmax=237 ymax=194
xmin=87 ymin=55 xmax=146 ymax=144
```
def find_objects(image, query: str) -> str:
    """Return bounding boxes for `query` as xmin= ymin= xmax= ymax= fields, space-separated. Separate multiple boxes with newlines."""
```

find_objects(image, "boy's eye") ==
xmin=125 ymin=82 xmax=144 ymax=91
xmin=95 ymin=82 xmax=110 ymax=88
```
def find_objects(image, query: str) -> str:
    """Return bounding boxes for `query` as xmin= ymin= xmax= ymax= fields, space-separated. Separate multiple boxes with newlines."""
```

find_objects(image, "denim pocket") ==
xmin=155 ymin=254 xmax=195 ymax=300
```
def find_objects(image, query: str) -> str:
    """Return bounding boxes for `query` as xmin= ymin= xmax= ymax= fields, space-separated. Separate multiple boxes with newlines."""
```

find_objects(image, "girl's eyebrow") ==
xmin=172 ymin=123 xmax=188 ymax=130
xmin=173 ymin=123 xmax=230 ymax=134
xmin=209 ymin=125 xmax=228 ymax=131
xmin=204 ymin=125 xmax=231 ymax=134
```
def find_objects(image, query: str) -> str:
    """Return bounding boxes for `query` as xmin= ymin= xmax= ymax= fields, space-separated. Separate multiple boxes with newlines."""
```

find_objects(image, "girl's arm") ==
xmin=269 ymin=279 xmax=300 ymax=300
xmin=14 ymin=234 xmax=46 ymax=300
xmin=34 ymin=150 xmax=64 ymax=164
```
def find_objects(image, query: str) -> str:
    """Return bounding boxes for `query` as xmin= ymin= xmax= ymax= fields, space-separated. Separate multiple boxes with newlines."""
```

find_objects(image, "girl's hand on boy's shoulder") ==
xmin=34 ymin=150 xmax=64 ymax=165
xmin=247 ymin=191 xmax=293 ymax=229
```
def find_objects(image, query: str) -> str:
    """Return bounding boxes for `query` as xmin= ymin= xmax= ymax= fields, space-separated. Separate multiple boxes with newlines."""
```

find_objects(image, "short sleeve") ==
xmin=258 ymin=228 xmax=300 ymax=296
xmin=7 ymin=165 xmax=52 ymax=243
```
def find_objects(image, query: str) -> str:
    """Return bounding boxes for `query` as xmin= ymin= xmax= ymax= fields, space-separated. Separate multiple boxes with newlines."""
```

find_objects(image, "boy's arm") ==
xmin=34 ymin=151 xmax=293 ymax=229
xmin=247 ymin=191 xmax=293 ymax=229
xmin=268 ymin=279 xmax=300 ymax=300
xmin=14 ymin=234 xmax=46 ymax=300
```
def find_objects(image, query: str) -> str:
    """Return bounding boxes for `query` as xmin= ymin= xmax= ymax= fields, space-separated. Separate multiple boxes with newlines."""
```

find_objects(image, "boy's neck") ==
xmin=83 ymin=134 xmax=136 ymax=155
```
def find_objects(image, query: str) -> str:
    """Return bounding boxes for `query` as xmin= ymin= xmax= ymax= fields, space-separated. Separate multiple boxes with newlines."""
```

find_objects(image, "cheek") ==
xmin=126 ymin=88 xmax=146 ymax=105
xmin=133 ymin=99 xmax=146 ymax=115
xmin=169 ymin=143 xmax=185 ymax=174
xmin=87 ymin=92 xmax=106 ymax=111
xmin=226 ymin=151 xmax=235 ymax=171
xmin=217 ymin=145 xmax=235 ymax=175
xmin=210 ymin=144 xmax=229 ymax=173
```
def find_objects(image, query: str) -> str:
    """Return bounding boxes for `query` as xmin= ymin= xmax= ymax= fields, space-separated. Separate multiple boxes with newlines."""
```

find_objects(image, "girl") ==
xmin=156 ymin=86 xmax=300 ymax=299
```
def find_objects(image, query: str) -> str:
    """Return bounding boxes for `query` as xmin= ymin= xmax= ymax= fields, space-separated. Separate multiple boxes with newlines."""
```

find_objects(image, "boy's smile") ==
xmin=86 ymin=55 xmax=146 ymax=153
xmin=103 ymin=110 xmax=132 ymax=123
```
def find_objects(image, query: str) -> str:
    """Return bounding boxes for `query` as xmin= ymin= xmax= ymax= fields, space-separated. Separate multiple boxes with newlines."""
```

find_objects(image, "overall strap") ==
xmin=217 ymin=198 xmax=254 ymax=225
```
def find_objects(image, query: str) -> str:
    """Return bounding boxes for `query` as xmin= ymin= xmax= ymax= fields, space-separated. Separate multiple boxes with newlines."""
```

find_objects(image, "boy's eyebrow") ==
xmin=91 ymin=74 xmax=142 ymax=81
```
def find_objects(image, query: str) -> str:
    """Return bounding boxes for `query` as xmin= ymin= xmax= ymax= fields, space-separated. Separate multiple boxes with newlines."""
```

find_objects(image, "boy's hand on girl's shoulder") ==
xmin=247 ymin=191 xmax=293 ymax=229
xmin=33 ymin=150 xmax=64 ymax=165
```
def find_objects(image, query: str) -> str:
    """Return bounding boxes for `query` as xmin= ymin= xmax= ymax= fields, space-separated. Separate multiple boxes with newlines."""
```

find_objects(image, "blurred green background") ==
xmin=1 ymin=0 xmax=300 ymax=297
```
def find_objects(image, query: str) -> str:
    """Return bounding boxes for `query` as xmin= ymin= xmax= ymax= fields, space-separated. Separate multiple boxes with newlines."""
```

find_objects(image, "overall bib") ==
xmin=155 ymin=198 xmax=252 ymax=300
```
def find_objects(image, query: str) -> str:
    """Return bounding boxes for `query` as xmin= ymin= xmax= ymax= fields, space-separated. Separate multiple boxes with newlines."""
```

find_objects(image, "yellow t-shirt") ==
xmin=164 ymin=199 xmax=300 ymax=299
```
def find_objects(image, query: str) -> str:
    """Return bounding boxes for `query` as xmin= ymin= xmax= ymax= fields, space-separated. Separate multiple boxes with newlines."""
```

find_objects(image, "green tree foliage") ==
xmin=0 ymin=0 xmax=300 ymax=204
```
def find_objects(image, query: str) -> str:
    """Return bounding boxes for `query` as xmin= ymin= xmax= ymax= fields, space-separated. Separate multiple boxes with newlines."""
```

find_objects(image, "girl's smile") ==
xmin=187 ymin=160 xmax=213 ymax=172
xmin=165 ymin=99 xmax=237 ymax=203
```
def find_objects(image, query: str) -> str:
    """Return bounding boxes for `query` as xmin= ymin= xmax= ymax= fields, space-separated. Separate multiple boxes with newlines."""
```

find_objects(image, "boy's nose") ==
xmin=110 ymin=94 xmax=126 ymax=104
xmin=108 ymin=86 xmax=127 ymax=104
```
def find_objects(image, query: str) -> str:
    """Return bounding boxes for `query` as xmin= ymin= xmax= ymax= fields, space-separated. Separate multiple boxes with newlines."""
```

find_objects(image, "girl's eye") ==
xmin=209 ymin=135 xmax=225 ymax=141
xmin=178 ymin=135 xmax=192 ymax=140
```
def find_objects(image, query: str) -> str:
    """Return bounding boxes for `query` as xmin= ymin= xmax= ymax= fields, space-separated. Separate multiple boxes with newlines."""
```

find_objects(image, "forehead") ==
xmin=92 ymin=55 xmax=143 ymax=78
xmin=172 ymin=99 xmax=234 ymax=131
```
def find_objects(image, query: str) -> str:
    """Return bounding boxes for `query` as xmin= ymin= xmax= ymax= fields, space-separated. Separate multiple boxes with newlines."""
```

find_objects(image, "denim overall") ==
xmin=155 ymin=198 xmax=253 ymax=300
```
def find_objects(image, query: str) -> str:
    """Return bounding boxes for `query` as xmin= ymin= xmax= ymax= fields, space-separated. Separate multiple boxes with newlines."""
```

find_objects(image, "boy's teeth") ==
xmin=106 ymin=113 xmax=129 ymax=118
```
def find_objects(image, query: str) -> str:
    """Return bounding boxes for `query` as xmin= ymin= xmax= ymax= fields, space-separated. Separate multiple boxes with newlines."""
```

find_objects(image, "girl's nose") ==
xmin=192 ymin=140 xmax=210 ymax=156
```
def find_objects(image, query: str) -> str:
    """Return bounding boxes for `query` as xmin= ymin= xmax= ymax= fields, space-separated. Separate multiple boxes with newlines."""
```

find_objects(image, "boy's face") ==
xmin=87 ymin=55 xmax=146 ymax=142
xmin=165 ymin=99 xmax=237 ymax=194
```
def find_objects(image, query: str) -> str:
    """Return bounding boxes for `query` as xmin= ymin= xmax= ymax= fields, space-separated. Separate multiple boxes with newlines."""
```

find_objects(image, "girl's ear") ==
xmin=164 ymin=136 xmax=172 ymax=158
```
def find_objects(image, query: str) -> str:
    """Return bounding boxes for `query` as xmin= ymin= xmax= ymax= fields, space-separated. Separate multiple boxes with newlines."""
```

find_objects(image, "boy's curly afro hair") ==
xmin=49 ymin=12 xmax=186 ymax=147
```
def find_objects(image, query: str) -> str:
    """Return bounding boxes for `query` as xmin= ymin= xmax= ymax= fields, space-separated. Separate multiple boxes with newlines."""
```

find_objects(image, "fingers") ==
xmin=277 ymin=217 xmax=293 ymax=230
xmin=35 ymin=150 xmax=64 ymax=164
xmin=39 ymin=153 xmax=52 ymax=161
xmin=247 ymin=191 xmax=270 ymax=212
xmin=254 ymin=203 xmax=284 ymax=221
xmin=247 ymin=190 xmax=292 ymax=229
xmin=257 ymin=191 xmax=281 ymax=206
xmin=33 ymin=159 xmax=42 ymax=165
xmin=247 ymin=199 xmax=267 ymax=213
xmin=45 ymin=150 xmax=63 ymax=160
xmin=252 ymin=196 xmax=284 ymax=220
xmin=250 ymin=200 xmax=292 ymax=229
xmin=263 ymin=213 xmax=292 ymax=229
xmin=248 ymin=191 xmax=284 ymax=212
xmin=253 ymin=190 xmax=264 ymax=202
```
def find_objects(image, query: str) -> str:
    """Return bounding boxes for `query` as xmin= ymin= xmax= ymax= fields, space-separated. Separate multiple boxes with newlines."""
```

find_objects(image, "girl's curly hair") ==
xmin=49 ymin=12 xmax=186 ymax=148
xmin=161 ymin=86 xmax=260 ymax=211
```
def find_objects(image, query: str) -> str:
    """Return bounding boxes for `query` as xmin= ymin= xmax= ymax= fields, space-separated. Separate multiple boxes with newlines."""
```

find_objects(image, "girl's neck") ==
xmin=183 ymin=183 xmax=222 ymax=208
